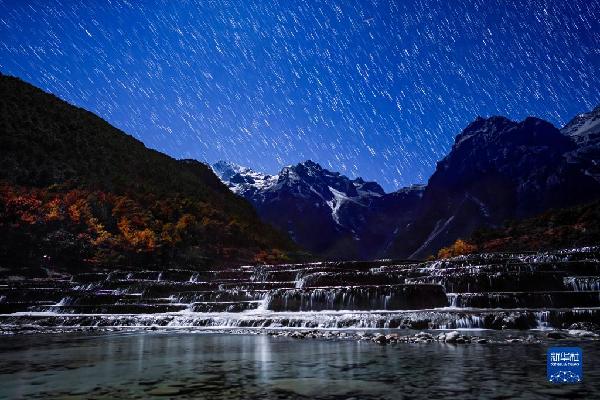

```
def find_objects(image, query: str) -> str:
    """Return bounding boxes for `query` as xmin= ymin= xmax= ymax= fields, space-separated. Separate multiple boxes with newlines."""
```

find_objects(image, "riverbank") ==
xmin=3 ymin=323 xmax=599 ymax=345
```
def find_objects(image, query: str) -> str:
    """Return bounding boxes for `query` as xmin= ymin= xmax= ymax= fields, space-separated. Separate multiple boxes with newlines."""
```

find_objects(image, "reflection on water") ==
xmin=0 ymin=332 xmax=598 ymax=399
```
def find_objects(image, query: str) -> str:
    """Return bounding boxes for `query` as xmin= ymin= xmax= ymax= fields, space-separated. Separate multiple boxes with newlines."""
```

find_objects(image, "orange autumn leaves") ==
xmin=437 ymin=239 xmax=478 ymax=259
xmin=0 ymin=181 xmax=285 ymax=266
xmin=1 ymin=183 xmax=167 ymax=257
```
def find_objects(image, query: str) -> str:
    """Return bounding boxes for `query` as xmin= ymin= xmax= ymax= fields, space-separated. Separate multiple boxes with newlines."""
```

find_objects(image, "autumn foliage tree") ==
xmin=437 ymin=239 xmax=478 ymax=259
xmin=0 ymin=182 xmax=296 ymax=269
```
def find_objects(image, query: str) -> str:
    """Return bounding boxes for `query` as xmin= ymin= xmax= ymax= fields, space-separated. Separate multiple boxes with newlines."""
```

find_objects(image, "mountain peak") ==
xmin=212 ymin=161 xmax=277 ymax=195
xmin=286 ymin=160 xmax=327 ymax=177
xmin=300 ymin=159 xmax=321 ymax=169
xmin=212 ymin=160 xmax=249 ymax=177
xmin=561 ymin=104 xmax=600 ymax=143
xmin=214 ymin=159 xmax=389 ymax=247
xmin=454 ymin=116 xmax=514 ymax=146
xmin=453 ymin=114 xmax=567 ymax=150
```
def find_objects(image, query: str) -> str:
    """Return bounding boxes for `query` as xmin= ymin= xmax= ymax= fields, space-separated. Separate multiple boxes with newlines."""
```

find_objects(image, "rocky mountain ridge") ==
xmin=216 ymin=105 xmax=600 ymax=259
xmin=213 ymin=160 xmax=424 ymax=259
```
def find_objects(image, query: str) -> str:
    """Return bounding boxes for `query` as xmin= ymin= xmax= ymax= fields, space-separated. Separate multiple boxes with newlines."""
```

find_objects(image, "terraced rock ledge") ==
xmin=1 ymin=247 xmax=600 ymax=333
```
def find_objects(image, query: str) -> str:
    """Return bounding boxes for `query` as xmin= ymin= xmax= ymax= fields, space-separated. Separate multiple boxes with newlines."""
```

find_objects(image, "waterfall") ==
xmin=564 ymin=277 xmax=600 ymax=291
xmin=1 ymin=246 xmax=599 ymax=331
xmin=446 ymin=293 xmax=458 ymax=308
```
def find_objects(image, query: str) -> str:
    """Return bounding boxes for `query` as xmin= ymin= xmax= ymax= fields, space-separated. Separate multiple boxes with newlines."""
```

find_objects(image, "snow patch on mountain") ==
xmin=561 ymin=105 xmax=600 ymax=143
xmin=213 ymin=160 xmax=390 ymax=230
xmin=327 ymin=186 xmax=357 ymax=225
xmin=409 ymin=216 xmax=455 ymax=259
xmin=212 ymin=160 xmax=278 ymax=195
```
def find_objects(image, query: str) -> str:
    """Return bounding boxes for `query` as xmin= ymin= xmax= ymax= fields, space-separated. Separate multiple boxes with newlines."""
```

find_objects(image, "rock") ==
xmin=476 ymin=338 xmax=488 ymax=344
xmin=415 ymin=331 xmax=433 ymax=339
xmin=568 ymin=330 xmax=599 ymax=338
xmin=546 ymin=331 xmax=566 ymax=339
xmin=291 ymin=332 xmax=305 ymax=339
xmin=409 ymin=320 xmax=430 ymax=330
xmin=373 ymin=334 xmax=387 ymax=344
xmin=568 ymin=322 xmax=600 ymax=332
xmin=436 ymin=333 xmax=446 ymax=341
xmin=444 ymin=331 xmax=460 ymax=343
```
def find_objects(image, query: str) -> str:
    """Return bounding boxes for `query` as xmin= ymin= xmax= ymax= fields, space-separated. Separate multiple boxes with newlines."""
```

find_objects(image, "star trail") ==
xmin=1 ymin=0 xmax=599 ymax=190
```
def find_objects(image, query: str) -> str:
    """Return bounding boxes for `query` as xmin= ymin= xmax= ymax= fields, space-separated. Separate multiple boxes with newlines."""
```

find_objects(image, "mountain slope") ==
xmin=473 ymin=199 xmax=600 ymax=253
xmin=388 ymin=114 xmax=600 ymax=259
xmin=0 ymin=74 xmax=295 ymax=270
xmin=561 ymin=105 xmax=600 ymax=182
xmin=561 ymin=105 xmax=600 ymax=143
xmin=213 ymin=160 xmax=423 ymax=259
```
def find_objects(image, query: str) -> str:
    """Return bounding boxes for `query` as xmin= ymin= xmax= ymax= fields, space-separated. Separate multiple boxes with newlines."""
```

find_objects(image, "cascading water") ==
xmin=1 ymin=247 xmax=600 ymax=330
xmin=564 ymin=276 xmax=600 ymax=291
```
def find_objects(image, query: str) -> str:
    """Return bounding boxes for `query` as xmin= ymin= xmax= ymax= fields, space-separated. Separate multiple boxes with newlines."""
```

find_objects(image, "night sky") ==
xmin=1 ymin=1 xmax=599 ymax=191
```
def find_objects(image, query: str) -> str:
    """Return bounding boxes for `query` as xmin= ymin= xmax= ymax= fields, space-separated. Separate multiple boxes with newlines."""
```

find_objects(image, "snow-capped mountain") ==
xmin=213 ymin=105 xmax=600 ymax=260
xmin=211 ymin=160 xmax=278 ymax=197
xmin=213 ymin=160 xmax=423 ymax=259
xmin=265 ymin=160 xmax=386 ymax=223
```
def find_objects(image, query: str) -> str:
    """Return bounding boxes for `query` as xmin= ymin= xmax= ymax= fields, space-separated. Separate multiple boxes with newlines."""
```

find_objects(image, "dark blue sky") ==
xmin=1 ymin=0 xmax=599 ymax=191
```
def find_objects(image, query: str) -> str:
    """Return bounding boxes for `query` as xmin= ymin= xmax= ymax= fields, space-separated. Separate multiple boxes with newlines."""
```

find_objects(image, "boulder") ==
xmin=546 ymin=331 xmax=566 ymax=339
xmin=568 ymin=322 xmax=600 ymax=332
xmin=567 ymin=330 xmax=599 ymax=338
xmin=415 ymin=331 xmax=433 ymax=339
xmin=444 ymin=331 xmax=460 ymax=343
xmin=373 ymin=334 xmax=387 ymax=344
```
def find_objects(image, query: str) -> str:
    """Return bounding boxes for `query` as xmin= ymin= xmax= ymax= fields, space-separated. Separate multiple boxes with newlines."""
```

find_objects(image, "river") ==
xmin=0 ymin=331 xmax=598 ymax=399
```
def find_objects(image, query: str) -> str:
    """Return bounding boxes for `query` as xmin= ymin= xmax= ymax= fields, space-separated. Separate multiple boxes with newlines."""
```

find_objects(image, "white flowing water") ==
xmin=1 ymin=247 xmax=600 ymax=331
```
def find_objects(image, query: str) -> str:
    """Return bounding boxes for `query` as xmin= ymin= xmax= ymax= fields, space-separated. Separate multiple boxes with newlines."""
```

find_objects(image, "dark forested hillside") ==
xmin=0 ymin=74 xmax=296 ymax=271
xmin=437 ymin=200 xmax=600 ymax=258
xmin=388 ymin=115 xmax=600 ymax=259
xmin=472 ymin=200 xmax=600 ymax=253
